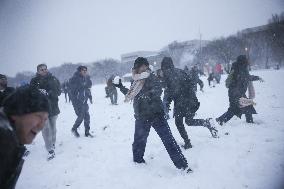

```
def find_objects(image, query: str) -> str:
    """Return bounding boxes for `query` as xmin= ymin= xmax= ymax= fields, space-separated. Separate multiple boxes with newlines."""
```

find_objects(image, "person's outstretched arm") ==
xmin=114 ymin=79 xmax=129 ymax=95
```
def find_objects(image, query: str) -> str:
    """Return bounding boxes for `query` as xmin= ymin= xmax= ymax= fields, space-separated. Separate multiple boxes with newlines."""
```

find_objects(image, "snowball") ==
xmin=113 ymin=76 xmax=120 ymax=85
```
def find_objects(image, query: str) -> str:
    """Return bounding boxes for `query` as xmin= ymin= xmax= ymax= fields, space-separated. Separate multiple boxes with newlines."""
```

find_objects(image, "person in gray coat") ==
xmin=30 ymin=64 xmax=61 ymax=160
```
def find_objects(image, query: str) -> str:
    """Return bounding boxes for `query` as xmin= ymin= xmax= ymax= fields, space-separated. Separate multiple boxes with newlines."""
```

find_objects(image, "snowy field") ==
xmin=18 ymin=70 xmax=284 ymax=189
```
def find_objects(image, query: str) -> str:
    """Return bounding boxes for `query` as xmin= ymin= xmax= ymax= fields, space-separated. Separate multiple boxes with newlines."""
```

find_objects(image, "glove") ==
xmin=259 ymin=77 xmax=264 ymax=82
xmin=113 ymin=79 xmax=123 ymax=88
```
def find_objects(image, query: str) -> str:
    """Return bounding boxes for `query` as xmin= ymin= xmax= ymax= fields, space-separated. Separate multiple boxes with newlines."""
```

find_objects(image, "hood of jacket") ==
xmin=161 ymin=57 xmax=175 ymax=71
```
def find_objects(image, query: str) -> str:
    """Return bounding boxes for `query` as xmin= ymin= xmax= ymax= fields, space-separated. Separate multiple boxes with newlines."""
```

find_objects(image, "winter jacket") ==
xmin=118 ymin=73 xmax=165 ymax=121
xmin=189 ymin=68 xmax=200 ymax=85
xmin=105 ymin=78 xmax=117 ymax=96
xmin=68 ymin=71 xmax=92 ymax=107
xmin=62 ymin=82 xmax=68 ymax=93
xmin=161 ymin=66 xmax=199 ymax=117
xmin=30 ymin=73 xmax=61 ymax=116
xmin=106 ymin=84 xmax=117 ymax=96
xmin=0 ymin=87 xmax=15 ymax=107
xmin=227 ymin=61 xmax=260 ymax=117
xmin=188 ymin=68 xmax=204 ymax=91
xmin=0 ymin=110 xmax=26 ymax=189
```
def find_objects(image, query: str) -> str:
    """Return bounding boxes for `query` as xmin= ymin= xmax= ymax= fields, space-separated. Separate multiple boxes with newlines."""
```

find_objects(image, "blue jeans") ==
xmin=133 ymin=117 xmax=188 ymax=169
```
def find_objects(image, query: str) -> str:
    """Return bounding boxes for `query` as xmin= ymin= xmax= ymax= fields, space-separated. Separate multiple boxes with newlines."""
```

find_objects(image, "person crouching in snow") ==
xmin=216 ymin=55 xmax=263 ymax=125
xmin=114 ymin=57 xmax=192 ymax=173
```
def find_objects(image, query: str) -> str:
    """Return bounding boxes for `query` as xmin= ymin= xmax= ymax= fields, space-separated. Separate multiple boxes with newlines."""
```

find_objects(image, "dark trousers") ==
xmin=64 ymin=92 xmax=68 ymax=102
xmin=162 ymin=101 xmax=170 ymax=120
xmin=198 ymin=79 xmax=204 ymax=90
xmin=72 ymin=102 xmax=90 ymax=132
xmin=133 ymin=117 xmax=188 ymax=169
xmin=175 ymin=112 xmax=208 ymax=143
xmin=218 ymin=109 xmax=254 ymax=123
xmin=208 ymin=79 xmax=211 ymax=86
xmin=110 ymin=92 xmax=117 ymax=104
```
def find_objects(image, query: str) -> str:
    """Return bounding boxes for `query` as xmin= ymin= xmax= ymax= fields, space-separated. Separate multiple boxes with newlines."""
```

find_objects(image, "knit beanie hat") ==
xmin=3 ymin=85 xmax=50 ymax=116
xmin=133 ymin=57 xmax=149 ymax=70
xmin=77 ymin=65 xmax=88 ymax=72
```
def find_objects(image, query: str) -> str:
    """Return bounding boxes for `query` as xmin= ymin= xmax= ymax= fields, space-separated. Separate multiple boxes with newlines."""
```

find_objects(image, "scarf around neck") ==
xmin=124 ymin=71 xmax=150 ymax=102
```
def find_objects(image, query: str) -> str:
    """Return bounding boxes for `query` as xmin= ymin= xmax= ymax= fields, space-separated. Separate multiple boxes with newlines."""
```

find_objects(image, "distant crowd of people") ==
xmin=0 ymin=54 xmax=264 ymax=188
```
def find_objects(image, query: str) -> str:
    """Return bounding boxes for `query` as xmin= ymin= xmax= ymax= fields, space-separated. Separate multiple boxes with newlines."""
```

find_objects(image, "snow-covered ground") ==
xmin=18 ymin=70 xmax=284 ymax=189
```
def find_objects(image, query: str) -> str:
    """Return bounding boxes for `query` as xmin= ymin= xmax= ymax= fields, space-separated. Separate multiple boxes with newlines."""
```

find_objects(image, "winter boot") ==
xmin=181 ymin=166 xmax=193 ymax=173
xmin=182 ymin=140 xmax=193 ymax=149
xmin=134 ymin=158 xmax=146 ymax=164
xmin=47 ymin=150 xmax=55 ymax=161
xmin=24 ymin=150 xmax=30 ymax=157
xmin=245 ymin=114 xmax=254 ymax=123
xmin=205 ymin=118 xmax=219 ymax=138
xmin=185 ymin=167 xmax=193 ymax=173
xmin=85 ymin=130 xmax=94 ymax=138
xmin=71 ymin=128 xmax=80 ymax=138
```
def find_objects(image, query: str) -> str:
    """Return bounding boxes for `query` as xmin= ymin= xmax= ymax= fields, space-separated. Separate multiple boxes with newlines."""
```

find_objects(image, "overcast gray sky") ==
xmin=0 ymin=0 xmax=283 ymax=76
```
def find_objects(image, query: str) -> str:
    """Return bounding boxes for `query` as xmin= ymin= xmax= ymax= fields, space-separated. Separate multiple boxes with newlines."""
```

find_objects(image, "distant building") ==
xmin=121 ymin=51 xmax=165 ymax=71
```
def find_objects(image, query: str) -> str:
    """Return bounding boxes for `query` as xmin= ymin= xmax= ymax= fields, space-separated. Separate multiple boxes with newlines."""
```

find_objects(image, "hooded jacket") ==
xmin=68 ymin=71 xmax=92 ymax=106
xmin=161 ymin=57 xmax=200 ymax=117
xmin=118 ymin=73 xmax=165 ymax=121
xmin=227 ymin=56 xmax=260 ymax=117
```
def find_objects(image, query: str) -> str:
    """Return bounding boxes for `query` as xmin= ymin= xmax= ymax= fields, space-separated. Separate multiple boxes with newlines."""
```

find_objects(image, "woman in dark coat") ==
xmin=216 ymin=55 xmax=263 ymax=125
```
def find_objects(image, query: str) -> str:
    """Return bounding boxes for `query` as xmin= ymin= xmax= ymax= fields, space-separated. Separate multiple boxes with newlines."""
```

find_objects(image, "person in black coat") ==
xmin=0 ymin=74 xmax=15 ymax=107
xmin=216 ymin=55 xmax=263 ymax=125
xmin=62 ymin=80 xmax=70 ymax=103
xmin=105 ymin=76 xmax=118 ymax=105
xmin=30 ymin=64 xmax=61 ymax=160
xmin=207 ymin=72 xmax=216 ymax=87
xmin=0 ymin=85 xmax=50 ymax=189
xmin=187 ymin=65 xmax=204 ymax=92
xmin=114 ymin=57 xmax=192 ymax=172
xmin=161 ymin=57 xmax=218 ymax=150
xmin=69 ymin=66 xmax=93 ymax=138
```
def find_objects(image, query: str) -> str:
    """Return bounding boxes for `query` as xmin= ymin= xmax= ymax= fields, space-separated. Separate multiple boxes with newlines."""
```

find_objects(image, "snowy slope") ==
xmin=17 ymin=70 xmax=284 ymax=189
